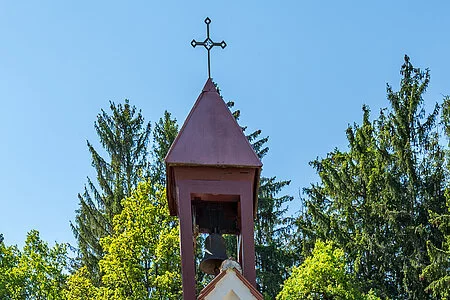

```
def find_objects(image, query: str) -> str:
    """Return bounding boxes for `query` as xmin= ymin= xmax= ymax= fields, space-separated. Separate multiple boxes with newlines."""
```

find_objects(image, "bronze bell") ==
xmin=199 ymin=233 xmax=228 ymax=275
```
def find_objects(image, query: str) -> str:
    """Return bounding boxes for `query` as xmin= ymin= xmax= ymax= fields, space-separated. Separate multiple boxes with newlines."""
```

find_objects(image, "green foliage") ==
xmin=151 ymin=110 xmax=179 ymax=185
xmin=421 ymin=96 xmax=450 ymax=299
xmin=0 ymin=238 xmax=21 ymax=299
xmin=65 ymin=181 xmax=182 ymax=300
xmin=277 ymin=240 xmax=380 ymax=300
xmin=256 ymin=176 xmax=296 ymax=299
xmin=0 ymin=230 xmax=68 ymax=299
xmin=422 ymin=236 xmax=450 ymax=298
xmin=100 ymin=182 xmax=181 ymax=299
xmin=71 ymin=100 xmax=151 ymax=283
xmin=64 ymin=266 xmax=98 ymax=300
xmin=221 ymin=85 xmax=295 ymax=299
xmin=298 ymin=55 xmax=447 ymax=299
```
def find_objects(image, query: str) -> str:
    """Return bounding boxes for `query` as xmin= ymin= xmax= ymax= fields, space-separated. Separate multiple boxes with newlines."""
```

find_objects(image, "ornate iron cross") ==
xmin=191 ymin=17 xmax=227 ymax=79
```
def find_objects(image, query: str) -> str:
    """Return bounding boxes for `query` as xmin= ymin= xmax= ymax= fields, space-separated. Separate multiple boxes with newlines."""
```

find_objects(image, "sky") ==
xmin=1 ymin=1 xmax=450 ymax=248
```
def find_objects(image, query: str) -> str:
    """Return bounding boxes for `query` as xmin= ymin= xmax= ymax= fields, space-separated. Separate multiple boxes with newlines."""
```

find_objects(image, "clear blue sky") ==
xmin=1 ymin=1 xmax=449 ymax=248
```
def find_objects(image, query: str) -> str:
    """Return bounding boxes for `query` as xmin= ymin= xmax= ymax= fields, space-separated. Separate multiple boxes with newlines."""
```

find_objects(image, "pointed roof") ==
xmin=165 ymin=78 xmax=262 ymax=167
xmin=198 ymin=267 xmax=263 ymax=300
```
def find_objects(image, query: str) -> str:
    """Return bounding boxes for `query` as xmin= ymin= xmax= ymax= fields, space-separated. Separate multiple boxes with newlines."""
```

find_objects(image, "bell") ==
xmin=199 ymin=233 xmax=228 ymax=275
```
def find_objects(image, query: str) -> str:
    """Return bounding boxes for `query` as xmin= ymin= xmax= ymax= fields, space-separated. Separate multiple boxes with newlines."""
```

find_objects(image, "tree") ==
xmin=0 ymin=230 xmax=68 ymax=299
xmin=277 ymin=240 xmax=380 ymax=300
xmin=421 ymin=199 xmax=450 ymax=298
xmin=220 ymin=85 xmax=296 ymax=299
xmin=255 ymin=176 xmax=296 ymax=299
xmin=64 ymin=266 xmax=98 ymax=300
xmin=65 ymin=181 xmax=182 ymax=300
xmin=0 ymin=236 xmax=21 ymax=299
xmin=298 ymin=55 xmax=447 ymax=298
xmin=150 ymin=110 xmax=179 ymax=186
xmin=421 ymin=96 xmax=450 ymax=298
xmin=71 ymin=100 xmax=151 ymax=283
xmin=100 ymin=182 xmax=181 ymax=299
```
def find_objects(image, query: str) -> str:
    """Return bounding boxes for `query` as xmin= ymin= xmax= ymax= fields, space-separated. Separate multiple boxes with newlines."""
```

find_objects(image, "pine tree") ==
xmin=298 ymin=55 xmax=447 ymax=298
xmin=71 ymin=100 xmax=151 ymax=283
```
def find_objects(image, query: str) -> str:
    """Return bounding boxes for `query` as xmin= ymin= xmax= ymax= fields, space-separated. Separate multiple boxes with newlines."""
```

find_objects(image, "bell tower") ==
xmin=165 ymin=78 xmax=262 ymax=299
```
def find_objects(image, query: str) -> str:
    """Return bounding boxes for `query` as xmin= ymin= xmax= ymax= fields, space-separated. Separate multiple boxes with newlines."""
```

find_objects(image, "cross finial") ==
xmin=191 ymin=17 xmax=227 ymax=79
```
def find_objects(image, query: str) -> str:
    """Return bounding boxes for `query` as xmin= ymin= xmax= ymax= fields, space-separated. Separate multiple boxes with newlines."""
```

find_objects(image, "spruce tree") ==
xmin=299 ymin=56 xmax=447 ymax=298
xmin=71 ymin=100 xmax=151 ymax=283
xmin=220 ymin=86 xmax=295 ymax=299
xmin=150 ymin=110 xmax=179 ymax=185
xmin=421 ymin=95 xmax=450 ymax=298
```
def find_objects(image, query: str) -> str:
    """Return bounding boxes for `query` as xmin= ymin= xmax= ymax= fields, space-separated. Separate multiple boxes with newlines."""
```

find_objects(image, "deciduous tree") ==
xmin=65 ymin=182 xmax=181 ymax=300
xmin=0 ymin=230 xmax=68 ymax=299
xmin=98 ymin=182 xmax=181 ymax=299
xmin=277 ymin=240 xmax=380 ymax=300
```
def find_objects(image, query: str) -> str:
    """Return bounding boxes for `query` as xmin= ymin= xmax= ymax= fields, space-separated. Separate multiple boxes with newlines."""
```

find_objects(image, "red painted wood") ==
xmin=165 ymin=78 xmax=262 ymax=168
xmin=169 ymin=167 xmax=257 ymax=217
xmin=165 ymin=79 xmax=262 ymax=296
xmin=239 ymin=182 xmax=256 ymax=286
xmin=177 ymin=179 xmax=249 ymax=199
xmin=176 ymin=180 xmax=257 ymax=291
xmin=174 ymin=166 xmax=255 ymax=181
xmin=178 ymin=182 xmax=196 ymax=300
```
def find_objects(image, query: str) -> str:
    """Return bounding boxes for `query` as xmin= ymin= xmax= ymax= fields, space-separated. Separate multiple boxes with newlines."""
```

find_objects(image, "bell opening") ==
xmin=191 ymin=195 xmax=240 ymax=235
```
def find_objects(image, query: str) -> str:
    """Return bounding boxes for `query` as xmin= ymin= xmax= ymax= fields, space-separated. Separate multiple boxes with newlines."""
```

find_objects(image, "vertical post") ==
xmin=239 ymin=182 xmax=256 ymax=286
xmin=178 ymin=183 xmax=196 ymax=299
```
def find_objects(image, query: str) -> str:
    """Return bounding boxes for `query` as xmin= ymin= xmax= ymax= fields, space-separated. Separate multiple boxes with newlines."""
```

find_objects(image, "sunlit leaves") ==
xmin=66 ymin=182 xmax=182 ymax=299
xmin=277 ymin=240 xmax=380 ymax=300
xmin=0 ymin=230 xmax=68 ymax=299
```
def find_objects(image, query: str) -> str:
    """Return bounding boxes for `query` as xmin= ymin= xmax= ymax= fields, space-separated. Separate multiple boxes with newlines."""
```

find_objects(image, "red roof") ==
xmin=165 ymin=78 xmax=262 ymax=168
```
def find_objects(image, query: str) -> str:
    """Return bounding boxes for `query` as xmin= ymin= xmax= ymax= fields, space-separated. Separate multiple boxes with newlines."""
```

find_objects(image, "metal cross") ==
xmin=191 ymin=17 xmax=227 ymax=79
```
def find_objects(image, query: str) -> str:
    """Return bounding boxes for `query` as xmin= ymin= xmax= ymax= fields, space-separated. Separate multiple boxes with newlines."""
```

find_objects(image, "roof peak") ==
xmin=202 ymin=78 xmax=216 ymax=92
xmin=198 ymin=266 xmax=263 ymax=300
xmin=165 ymin=79 xmax=262 ymax=168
